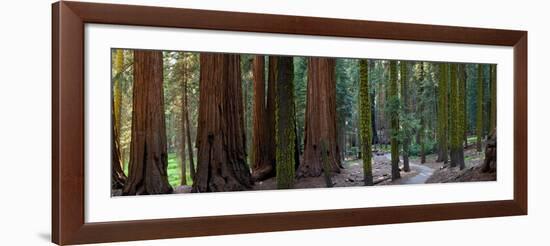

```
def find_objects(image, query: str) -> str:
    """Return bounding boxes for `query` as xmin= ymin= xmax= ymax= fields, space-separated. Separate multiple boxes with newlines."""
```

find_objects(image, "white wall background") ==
xmin=0 ymin=0 xmax=546 ymax=245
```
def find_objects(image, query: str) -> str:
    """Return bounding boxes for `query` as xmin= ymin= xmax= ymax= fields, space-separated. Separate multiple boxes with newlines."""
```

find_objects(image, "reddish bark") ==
xmin=192 ymin=53 xmax=252 ymax=192
xmin=251 ymin=55 xmax=276 ymax=181
xmin=123 ymin=50 xmax=172 ymax=195
xmin=298 ymin=57 xmax=341 ymax=178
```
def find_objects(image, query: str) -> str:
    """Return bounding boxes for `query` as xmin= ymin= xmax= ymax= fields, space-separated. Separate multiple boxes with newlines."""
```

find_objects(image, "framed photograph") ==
xmin=52 ymin=1 xmax=527 ymax=245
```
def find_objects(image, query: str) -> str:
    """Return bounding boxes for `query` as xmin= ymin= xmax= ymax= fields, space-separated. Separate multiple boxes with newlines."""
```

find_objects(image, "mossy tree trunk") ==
xmin=179 ymin=55 xmax=187 ymax=185
xmin=463 ymin=66 xmax=469 ymax=147
xmin=111 ymin=49 xmax=127 ymax=189
xmin=123 ymin=50 xmax=172 ymax=195
xmin=436 ymin=63 xmax=449 ymax=163
xmin=476 ymin=64 xmax=484 ymax=152
xmin=457 ymin=64 xmax=467 ymax=169
xmin=389 ymin=61 xmax=401 ymax=180
xmin=298 ymin=57 xmax=341 ymax=178
xmin=359 ymin=60 xmax=373 ymax=185
xmin=449 ymin=64 xmax=459 ymax=167
xmin=400 ymin=61 xmax=410 ymax=172
xmin=275 ymin=56 xmax=296 ymax=189
xmin=192 ymin=54 xmax=252 ymax=192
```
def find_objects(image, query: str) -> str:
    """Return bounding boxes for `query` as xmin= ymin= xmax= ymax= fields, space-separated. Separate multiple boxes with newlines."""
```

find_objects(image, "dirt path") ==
xmin=392 ymin=163 xmax=434 ymax=184
xmin=172 ymin=148 xmax=492 ymax=194
xmin=253 ymin=151 xmax=435 ymax=190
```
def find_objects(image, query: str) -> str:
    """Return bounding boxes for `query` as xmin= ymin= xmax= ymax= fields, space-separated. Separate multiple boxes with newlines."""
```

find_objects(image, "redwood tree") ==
xmin=251 ymin=55 xmax=276 ymax=181
xmin=297 ymin=57 xmax=341 ymax=177
xmin=192 ymin=54 xmax=252 ymax=192
xmin=123 ymin=50 xmax=172 ymax=195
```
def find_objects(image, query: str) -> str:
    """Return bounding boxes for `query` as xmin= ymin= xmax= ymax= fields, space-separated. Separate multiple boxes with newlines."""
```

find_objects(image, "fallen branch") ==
xmin=373 ymin=176 xmax=391 ymax=185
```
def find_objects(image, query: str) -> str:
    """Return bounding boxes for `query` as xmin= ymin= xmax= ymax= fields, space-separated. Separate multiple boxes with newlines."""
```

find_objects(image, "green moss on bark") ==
xmin=359 ymin=60 xmax=373 ymax=185
xmin=437 ymin=63 xmax=449 ymax=163
xmin=389 ymin=61 xmax=400 ymax=180
xmin=275 ymin=57 xmax=296 ymax=189
xmin=476 ymin=64 xmax=483 ymax=152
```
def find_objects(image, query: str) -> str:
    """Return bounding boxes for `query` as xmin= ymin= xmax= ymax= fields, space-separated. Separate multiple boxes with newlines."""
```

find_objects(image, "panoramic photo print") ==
xmin=110 ymin=49 xmax=497 ymax=196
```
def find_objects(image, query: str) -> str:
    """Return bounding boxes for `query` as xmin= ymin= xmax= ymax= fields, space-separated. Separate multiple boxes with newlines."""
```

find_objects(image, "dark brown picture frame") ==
xmin=52 ymin=1 xmax=527 ymax=245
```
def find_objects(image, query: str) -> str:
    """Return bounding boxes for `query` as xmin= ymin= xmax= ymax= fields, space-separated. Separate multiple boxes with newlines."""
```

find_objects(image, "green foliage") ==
xmin=490 ymin=64 xmax=497 ymax=131
xmin=409 ymin=138 xmax=438 ymax=156
xmin=336 ymin=59 xmax=360 ymax=159
xmin=115 ymin=48 xmax=495 ymax=190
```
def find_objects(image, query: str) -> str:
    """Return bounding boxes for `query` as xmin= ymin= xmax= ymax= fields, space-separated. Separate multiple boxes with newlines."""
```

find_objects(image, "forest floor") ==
xmin=253 ymin=144 xmax=496 ymax=190
xmin=424 ymin=145 xmax=497 ymax=183
xmin=253 ymin=150 xmax=432 ymax=190
xmin=117 ymin=144 xmax=496 ymax=196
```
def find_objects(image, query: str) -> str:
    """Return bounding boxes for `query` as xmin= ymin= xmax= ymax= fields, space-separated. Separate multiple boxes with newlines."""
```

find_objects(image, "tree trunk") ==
xmin=400 ymin=61 xmax=410 ymax=172
xmin=437 ymin=63 xmax=449 ymax=163
xmin=184 ymin=70 xmax=196 ymax=181
xmin=482 ymin=129 xmax=497 ymax=173
xmin=112 ymin=49 xmax=127 ymax=189
xmin=418 ymin=62 xmax=426 ymax=164
xmin=463 ymin=66 xmax=469 ymax=148
xmin=298 ymin=57 xmax=341 ymax=178
xmin=490 ymin=64 xmax=497 ymax=132
xmin=476 ymin=64 xmax=484 ymax=152
xmin=251 ymin=55 xmax=276 ymax=181
xmin=192 ymin=53 xmax=252 ymax=192
xmin=377 ymin=61 xmax=388 ymax=145
xmin=180 ymin=121 xmax=187 ymax=186
xmin=123 ymin=50 xmax=172 ymax=195
xmin=359 ymin=60 xmax=373 ymax=185
xmin=449 ymin=64 xmax=458 ymax=167
xmin=449 ymin=64 xmax=466 ymax=169
xmin=389 ymin=61 xmax=401 ymax=180
xmin=369 ymin=61 xmax=378 ymax=146
xmin=457 ymin=64 xmax=467 ymax=169
xmin=111 ymin=101 xmax=127 ymax=189
xmin=275 ymin=56 xmax=296 ymax=189
xmin=179 ymin=55 xmax=188 ymax=186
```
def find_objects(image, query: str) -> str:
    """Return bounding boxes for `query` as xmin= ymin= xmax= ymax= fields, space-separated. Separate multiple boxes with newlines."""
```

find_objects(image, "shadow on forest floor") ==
xmin=113 ymin=145 xmax=495 ymax=196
